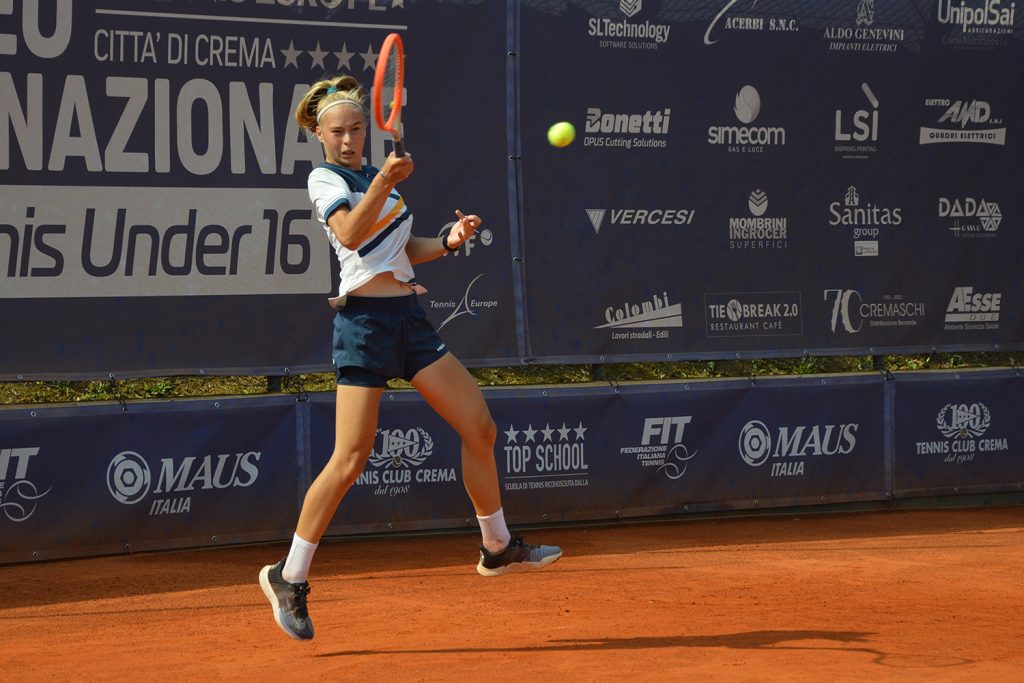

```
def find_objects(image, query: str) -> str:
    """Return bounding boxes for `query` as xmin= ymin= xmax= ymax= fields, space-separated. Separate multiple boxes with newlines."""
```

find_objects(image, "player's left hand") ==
xmin=447 ymin=209 xmax=482 ymax=248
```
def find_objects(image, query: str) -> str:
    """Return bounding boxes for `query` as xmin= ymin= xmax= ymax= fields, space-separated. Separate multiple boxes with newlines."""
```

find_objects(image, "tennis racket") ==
xmin=372 ymin=33 xmax=406 ymax=157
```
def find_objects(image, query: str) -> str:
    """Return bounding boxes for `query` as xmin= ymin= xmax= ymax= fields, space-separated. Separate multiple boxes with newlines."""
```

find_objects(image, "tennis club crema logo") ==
xmin=914 ymin=401 xmax=1009 ymax=465
xmin=355 ymin=427 xmax=455 ymax=497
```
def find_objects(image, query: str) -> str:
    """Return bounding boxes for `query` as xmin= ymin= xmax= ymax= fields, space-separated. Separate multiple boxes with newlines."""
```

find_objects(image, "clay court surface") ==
xmin=2 ymin=507 xmax=1022 ymax=681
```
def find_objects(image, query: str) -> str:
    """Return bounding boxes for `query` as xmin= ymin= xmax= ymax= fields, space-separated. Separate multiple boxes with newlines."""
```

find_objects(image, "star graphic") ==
xmin=522 ymin=424 xmax=538 ymax=443
xmin=504 ymin=425 xmax=519 ymax=443
xmin=573 ymin=422 xmax=587 ymax=441
xmin=557 ymin=422 xmax=571 ymax=441
xmin=334 ymin=43 xmax=354 ymax=71
xmin=541 ymin=424 xmax=555 ymax=442
xmin=360 ymin=43 xmax=378 ymax=71
xmin=308 ymin=41 xmax=328 ymax=70
xmin=280 ymin=40 xmax=301 ymax=69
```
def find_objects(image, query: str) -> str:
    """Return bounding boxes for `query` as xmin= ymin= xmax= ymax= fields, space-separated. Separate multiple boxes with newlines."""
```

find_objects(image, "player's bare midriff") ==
xmin=349 ymin=270 xmax=417 ymax=297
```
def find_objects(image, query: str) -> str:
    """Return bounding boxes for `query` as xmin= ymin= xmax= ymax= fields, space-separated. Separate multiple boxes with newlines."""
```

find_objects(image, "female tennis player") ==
xmin=258 ymin=75 xmax=562 ymax=641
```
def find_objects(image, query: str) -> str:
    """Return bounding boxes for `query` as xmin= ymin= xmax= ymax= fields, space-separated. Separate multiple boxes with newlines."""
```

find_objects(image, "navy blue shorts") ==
xmin=332 ymin=294 xmax=448 ymax=387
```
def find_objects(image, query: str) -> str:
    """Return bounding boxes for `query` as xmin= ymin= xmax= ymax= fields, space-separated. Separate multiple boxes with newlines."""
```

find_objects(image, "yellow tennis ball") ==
xmin=547 ymin=121 xmax=576 ymax=148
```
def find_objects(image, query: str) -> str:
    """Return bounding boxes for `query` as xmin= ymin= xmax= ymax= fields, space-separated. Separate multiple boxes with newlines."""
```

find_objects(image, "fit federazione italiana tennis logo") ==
xmin=619 ymin=416 xmax=699 ymax=481
xmin=0 ymin=447 xmax=52 ymax=523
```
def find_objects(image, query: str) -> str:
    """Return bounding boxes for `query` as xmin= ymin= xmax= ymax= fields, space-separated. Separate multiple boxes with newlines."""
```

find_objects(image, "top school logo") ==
xmin=587 ymin=0 xmax=673 ymax=50
xmin=919 ymin=99 xmax=1007 ymax=145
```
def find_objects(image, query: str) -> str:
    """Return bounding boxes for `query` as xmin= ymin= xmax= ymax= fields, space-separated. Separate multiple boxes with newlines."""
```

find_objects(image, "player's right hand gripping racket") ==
xmin=373 ymin=33 xmax=405 ymax=157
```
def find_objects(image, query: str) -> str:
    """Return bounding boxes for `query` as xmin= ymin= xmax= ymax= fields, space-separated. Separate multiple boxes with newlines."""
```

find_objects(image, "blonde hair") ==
xmin=295 ymin=75 xmax=366 ymax=132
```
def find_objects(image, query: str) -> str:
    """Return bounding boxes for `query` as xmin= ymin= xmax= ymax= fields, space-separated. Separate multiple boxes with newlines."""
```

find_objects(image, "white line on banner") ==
xmin=94 ymin=9 xmax=407 ymax=31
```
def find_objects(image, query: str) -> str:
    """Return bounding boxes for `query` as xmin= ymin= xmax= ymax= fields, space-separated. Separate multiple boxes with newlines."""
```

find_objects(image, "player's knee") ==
xmin=324 ymin=448 xmax=368 ymax=489
xmin=464 ymin=413 xmax=497 ymax=450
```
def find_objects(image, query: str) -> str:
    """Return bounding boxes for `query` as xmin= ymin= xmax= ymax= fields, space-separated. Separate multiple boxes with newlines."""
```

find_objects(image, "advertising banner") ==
xmin=0 ymin=0 xmax=516 ymax=379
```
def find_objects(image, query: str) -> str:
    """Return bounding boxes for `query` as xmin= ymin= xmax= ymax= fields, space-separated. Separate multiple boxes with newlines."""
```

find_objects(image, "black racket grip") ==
xmin=394 ymin=138 xmax=406 ymax=157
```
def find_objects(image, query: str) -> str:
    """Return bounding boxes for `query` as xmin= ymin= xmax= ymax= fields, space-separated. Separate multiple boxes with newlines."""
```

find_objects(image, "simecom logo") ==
xmin=707 ymin=86 xmax=786 ymax=153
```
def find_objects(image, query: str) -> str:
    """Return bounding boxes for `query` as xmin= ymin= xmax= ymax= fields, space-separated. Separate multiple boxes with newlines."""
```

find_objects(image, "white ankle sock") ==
xmin=282 ymin=533 xmax=318 ymax=583
xmin=477 ymin=507 xmax=512 ymax=554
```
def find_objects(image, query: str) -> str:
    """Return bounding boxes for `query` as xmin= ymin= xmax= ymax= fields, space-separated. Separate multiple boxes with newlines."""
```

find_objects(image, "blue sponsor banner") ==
xmin=0 ymin=396 xmax=299 ymax=564
xmin=0 ymin=0 xmax=515 ymax=379
xmin=894 ymin=368 xmax=1024 ymax=497
xmin=515 ymin=0 xmax=1024 ymax=363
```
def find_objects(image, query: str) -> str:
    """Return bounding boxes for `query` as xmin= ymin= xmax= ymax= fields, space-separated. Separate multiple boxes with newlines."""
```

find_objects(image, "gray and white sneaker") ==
xmin=476 ymin=536 xmax=562 ymax=576
xmin=259 ymin=558 xmax=314 ymax=641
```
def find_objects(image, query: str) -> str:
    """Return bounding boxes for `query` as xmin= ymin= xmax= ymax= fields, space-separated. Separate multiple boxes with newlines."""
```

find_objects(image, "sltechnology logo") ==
xmin=587 ymin=0 xmax=672 ymax=50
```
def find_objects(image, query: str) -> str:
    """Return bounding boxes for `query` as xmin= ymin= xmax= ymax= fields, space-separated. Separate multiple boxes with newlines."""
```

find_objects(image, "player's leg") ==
xmin=260 ymin=380 xmax=383 ymax=640
xmin=411 ymin=353 xmax=562 ymax=575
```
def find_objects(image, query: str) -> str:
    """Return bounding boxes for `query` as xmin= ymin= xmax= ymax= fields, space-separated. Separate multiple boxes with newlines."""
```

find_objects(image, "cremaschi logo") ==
xmin=939 ymin=197 xmax=1002 ymax=238
xmin=620 ymin=416 xmax=698 ymax=480
xmin=920 ymin=99 xmax=1006 ymax=145
xmin=914 ymin=401 xmax=1009 ymax=464
xmin=834 ymin=83 xmax=880 ymax=160
xmin=503 ymin=421 xmax=590 ymax=491
xmin=106 ymin=450 xmax=261 ymax=516
xmin=587 ymin=0 xmax=672 ymax=50
xmin=705 ymin=292 xmax=803 ymax=337
xmin=824 ymin=289 xmax=925 ymax=334
xmin=585 ymin=207 xmax=695 ymax=233
xmin=708 ymin=86 xmax=786 ymax=153
xmin=1 ymin=447 xmax=51 ymax=523
xmin=729 ymin=189 xmax=788 ymax=249
xmin=355 ymin=427 xmax=455 ymax=497
xmin=739 ymin=419 xmax=859 ymax=477
xmin=595 ymin=291 xmax=683 ymax=340
xmin=704 ymin=0 xmax=799 ymax=45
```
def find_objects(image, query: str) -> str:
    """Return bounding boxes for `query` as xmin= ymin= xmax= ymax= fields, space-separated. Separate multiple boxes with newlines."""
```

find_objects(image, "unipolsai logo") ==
xmin=619 ymin=416 xmax=698 ymax=480
xmin=937 ymin=0 xmax=1015 ymax=48
xmin=358 ymin=427 xmax=454 ymax=497
xmin=502 ymin=421 xmax=590 ymax=491
xmin=0 ymin=447 xmax=51 ymax=523
xmin=106 ymin=450 xmax=262 ymax=516
xmin=708 ymin=86 xmax=786 ymax=153
xmin=738 ymin=419 xmax=859 ymax=477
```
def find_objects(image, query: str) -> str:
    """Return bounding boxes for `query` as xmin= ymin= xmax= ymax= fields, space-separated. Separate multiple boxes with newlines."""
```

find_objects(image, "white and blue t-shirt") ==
xmin=307 ymin=163 xmax=415 ymax=297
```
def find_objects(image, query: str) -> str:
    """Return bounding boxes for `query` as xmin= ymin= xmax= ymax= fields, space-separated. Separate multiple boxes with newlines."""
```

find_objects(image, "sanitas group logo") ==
xmin=595 ymin=291 xmax=683 ymax=340
xmin=914 ymin=401 xmax=1009 ymax=465
xmin=828 ymin=185 xmax=902 ymax=256
xmin=1 ymin=447 xmax=51 ymax=523
xmin=822 ymin=1 xmax=908 ymax=52
xmin=824 ymin=289 xmax=926 ymax=333
xmin=939 ymin=196 xmax=1002 ymax=238
xmin=707 ymin=86 xmax=786 ymax=153
xmin=704 ymin=0 xmax=800 ymax=45
xmin=920 ymin=99 xmax=1006 ymax=145
xmin=938 ymin=0 xmax=1016 ymax=49
xmin=738 ymin=419 xmax=859 ymax=477
xmin=729 ymin=189 xmax=788 ymax=250
xmin=834 ymin=83 xmax=880 ymax=160
xmin=619 ymin=416 xmax=698 ymax=481
xmin=704 ymin=292 xmax=803 ymax=337
xmin=944 ymin=286 xmax=1001 ymax=330
xmin=503 ymin=421 xmax=590 ymax=491
xmin=354 ymin=427 xmax=455 ymax=497
xmin=587 ymin=0 xmax=673 ymax=50
xmin=583 ymin=107 xmax=671 ymax=150
xmin=106 ymin=449 xmax=261 ymax=516
xmin=585 ymin=207 xmax=696 ymax=234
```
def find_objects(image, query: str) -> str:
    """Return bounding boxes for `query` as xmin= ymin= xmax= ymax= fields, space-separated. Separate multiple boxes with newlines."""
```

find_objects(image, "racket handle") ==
xmin=394 ymin=138 xmax=405 ymax=157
